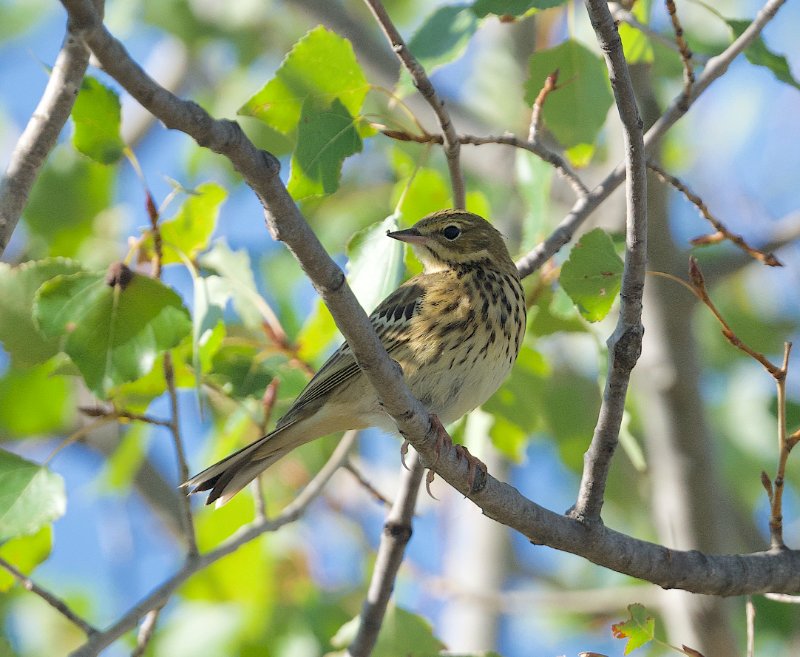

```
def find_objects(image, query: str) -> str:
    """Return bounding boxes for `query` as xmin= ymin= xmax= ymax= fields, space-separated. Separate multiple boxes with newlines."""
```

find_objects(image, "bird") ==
xmin=184 ymin=209 xmax=526 ymax=506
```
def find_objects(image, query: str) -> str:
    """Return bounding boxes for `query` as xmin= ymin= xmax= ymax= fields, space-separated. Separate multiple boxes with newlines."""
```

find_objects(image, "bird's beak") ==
xmin=386 ymin=227 xmax=426 ymax=244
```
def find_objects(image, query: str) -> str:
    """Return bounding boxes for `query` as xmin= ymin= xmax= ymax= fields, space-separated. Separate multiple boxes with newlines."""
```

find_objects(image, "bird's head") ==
xmin=387 ymin=210 xmax=516 ymax=274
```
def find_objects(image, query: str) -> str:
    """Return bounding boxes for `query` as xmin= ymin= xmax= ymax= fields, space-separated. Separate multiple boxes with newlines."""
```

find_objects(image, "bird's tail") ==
xmin=183 ymin=426 xmax=295 ymax=507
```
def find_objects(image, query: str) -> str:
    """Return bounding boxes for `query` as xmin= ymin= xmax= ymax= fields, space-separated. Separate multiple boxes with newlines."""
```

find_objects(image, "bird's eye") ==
xmin=442 ymin=225 xmax=461 ymax=240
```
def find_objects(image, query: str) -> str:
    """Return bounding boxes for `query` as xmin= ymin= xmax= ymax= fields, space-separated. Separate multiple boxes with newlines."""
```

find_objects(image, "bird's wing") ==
xmin=277 ymin=278 xmax=427 ymax=426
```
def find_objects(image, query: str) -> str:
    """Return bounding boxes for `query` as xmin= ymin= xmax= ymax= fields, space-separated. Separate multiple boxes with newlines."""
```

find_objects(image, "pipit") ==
xmin=186 ymin=209 xmax=526 ymax=505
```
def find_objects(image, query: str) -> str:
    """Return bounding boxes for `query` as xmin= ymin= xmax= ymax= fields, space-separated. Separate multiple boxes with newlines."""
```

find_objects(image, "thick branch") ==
xmin=348 ymin=454 xmax=425 ymax=657
xmin=572 ymin=0 xmax=648 ymax=522
xmin=0 ymin=21 xmax=91 ymax=256
xmin=515 ymin=0 xmax=788 ymax=279
xmin=362 ymin=0 xmax=465 ymax=208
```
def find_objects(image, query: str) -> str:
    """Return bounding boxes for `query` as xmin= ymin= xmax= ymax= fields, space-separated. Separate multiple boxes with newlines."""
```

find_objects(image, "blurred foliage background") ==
xmin=1 ymin=0 xmax=799 ymax=655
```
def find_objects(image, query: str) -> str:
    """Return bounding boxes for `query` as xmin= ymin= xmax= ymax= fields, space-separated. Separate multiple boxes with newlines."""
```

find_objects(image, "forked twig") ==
xmin=649 ymin=160 xmax=781 ymax=266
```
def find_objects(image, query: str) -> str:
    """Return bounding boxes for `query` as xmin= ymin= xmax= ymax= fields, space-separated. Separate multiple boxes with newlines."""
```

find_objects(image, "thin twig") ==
xmin=768 ymin=342 xmax=792 ymax=550
xmin=746 ymin=596 xmax=755 ymax=657
xmin=68 ymin=431 xmax=358 ymax=657
xmin=79 ymin=406 xmax=172 ymax=427
xmin=163 ymin=351 xmax=198 ymax=558
xmin=648 ymin=160 xmax=781 ymax=266
xmin=363 ymin=0 xmax=465 ymax=208
xmin=664 ymin=0 xmax=695 ymax=110
xmin=252 ymin=377 xmax=281 ymax=522
xmin=572 ymin=0 xmax=648 ymax=523
xmin=343 ymin=459 xmax=392 ymax=507
xmin=0 ymin=14 xmax=93 ymax=255
xmin=130 ymin=605 xmax=163 ymax=657
xmin=687 ymin=257 xmax=781 ymax=376
xmin=528 ymin=69 xmax=559 ymax=144
xmin=0 ymin=556 xmax=98 ymax=636
xmin=608 ymin=2 xmax=709 ymax=64
xmin=515 ymin=0 xmax=789 ymax=279
xmin=764 ymin=592 xmax=800 ymax=603
xmin=381 ymin=128 xmax=589 ymax=197
xmin=347 ymin=454 xmax=425 ymax=657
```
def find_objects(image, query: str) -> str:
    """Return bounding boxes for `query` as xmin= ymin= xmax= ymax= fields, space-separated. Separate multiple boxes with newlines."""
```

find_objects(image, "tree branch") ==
xmin=0 ymin=556 xmax=98 ymax=637
xmin=0 ymin=16 xmax=93 ymax=256
xmin=347 ymin=453 xmax=425 ymax=657
xmin=515 ymin=0 xmax=789 ymax=279
xmin=571 ymin=0 xmax=648 ymax=523
xmin=362 ymin=0 xmax=466 ymax=209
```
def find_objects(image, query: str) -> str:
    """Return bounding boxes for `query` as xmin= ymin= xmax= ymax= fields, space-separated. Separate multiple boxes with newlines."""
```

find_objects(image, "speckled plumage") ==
xmin=185 ymin=210 xmax=526 ymax=506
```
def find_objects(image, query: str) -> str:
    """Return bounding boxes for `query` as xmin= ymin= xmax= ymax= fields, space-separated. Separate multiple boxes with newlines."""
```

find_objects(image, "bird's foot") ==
xmin=425 ymin=414 xmax=488 ymax=497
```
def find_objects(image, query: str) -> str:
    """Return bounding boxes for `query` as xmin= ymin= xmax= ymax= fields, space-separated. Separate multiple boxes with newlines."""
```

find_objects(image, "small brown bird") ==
xmin=185 ymin=209 xmax=526 ymax=506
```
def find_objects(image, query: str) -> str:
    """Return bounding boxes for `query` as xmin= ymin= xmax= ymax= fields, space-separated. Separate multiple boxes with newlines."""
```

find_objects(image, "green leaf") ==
xmin=345 ymin=213 xmax=405 ymax=314
xmin=71 ymin=76 xmax=125 ymax=164
xmin=528 ymin=285 xmax=587 ymax=336
xmin=483 ymin=346 xmax=549 ymax=460
xmin=515 ymin=150 xmax=554 ymax=251
xmin=143 ymin=182 xmax=227 ymax=265
xmin=525 ymin=40 xmax=614 ymax=158
xmin=200 ymin=240 xmax=275 ymax=332
xmin=612 ymin=603 xmax=656 ymax=654
xmin=24 ymin=146 xmax=114 ymax=257
xmin=0 ymin=361 xmax=74 ymax=438
xmin=728 ymin=19 xmax=800 ymax=90
xmin=559 ymin=228 xmax=624 ymax=322
xmin=391 ymin=167 xmax=451 ymax=225
xmin=288 ymin=97 xmax=363 ymax=198
xmin=99 ymin=423 xmax=152 ymax=493
xmin=619 ymin=0 xmax=653 ymax=64
xmin=0 ymin=450 xmax=66 ymax=542
xmin=396 ymin=4 xmax=479 ymax=95
xmin=0 ymin=258 xmax=84 ymax=368
xmin=330 ymin=605 xmax=446 ymax=657
xmin=0 ymin=526 xmax=52 ymax=591
xmin=239 ymin=25 xmax=369 ymax=135
xmin=34 ymin=269 xmax=192 ymax=397
xmin=472 ymin=0 xmax=567 ymax=17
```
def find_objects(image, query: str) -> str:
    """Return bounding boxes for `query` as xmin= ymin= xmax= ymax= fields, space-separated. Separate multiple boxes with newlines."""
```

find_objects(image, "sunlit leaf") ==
xmin=0 ymin=450 xmax=65 ymax=542
xmin=34 ymin=268 xmax=192 ymax=397
xmin=525 ymin=40 xmax=613 ymax=159
xmin=141 ymin=182 xmax=227 ymax=265
xmin=0 ymin=258 xmax=84 ymax=368
xmin=0 ymin=526 xmax=52 ymax=591
xmin=71 ymin=76 xmax=125 ymax=164
xmin=611 ymin=603 xmax=656 ymax=654
xmin=239 ymin=25 xmax=369 ymax=135
xmin=559 ymin=228 xmax=623 ymax=322
xmin=0 ymin=360 xmax=74 ymax=438
xmin=288 ymin=97 xmax=363 ymax=199
xmin=200 ymin=241 xmax=274 ymax=333
xmin=619 ymin=0 xmax=654 ymax=64
xmin=346 ymin=213 xmax=405 ymax=314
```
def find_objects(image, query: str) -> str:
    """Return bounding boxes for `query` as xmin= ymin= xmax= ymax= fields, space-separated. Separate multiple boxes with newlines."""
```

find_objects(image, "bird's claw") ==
xmin=426 ymin=414 xmax=488 ymax=496
xmin=400 ymin=439 xmax=410 ymax=470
